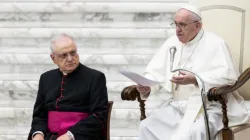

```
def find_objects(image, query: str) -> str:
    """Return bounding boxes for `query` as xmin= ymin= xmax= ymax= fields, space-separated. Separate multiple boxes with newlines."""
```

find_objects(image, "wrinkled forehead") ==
xmin=52 ymin=37 xmax=77 ymax=53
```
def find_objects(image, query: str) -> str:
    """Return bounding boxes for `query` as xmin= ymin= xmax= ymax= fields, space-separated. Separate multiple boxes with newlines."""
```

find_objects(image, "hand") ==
xmin=32 ymin=134 xmax=44 ymax=140
xmin=56 ymin=133 xmax=71 ymax=140
xmin=170 ymin=71 xmax=197 ymax=85
xmin=136 ymin=85 xmax=151 ymax=94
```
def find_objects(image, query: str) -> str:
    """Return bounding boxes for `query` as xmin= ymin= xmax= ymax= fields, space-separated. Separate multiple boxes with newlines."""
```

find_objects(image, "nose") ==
xmin=66 ymin=54 xmax=73 ymax=61
xmin=176 ymin=26 xmax=182 ymax=32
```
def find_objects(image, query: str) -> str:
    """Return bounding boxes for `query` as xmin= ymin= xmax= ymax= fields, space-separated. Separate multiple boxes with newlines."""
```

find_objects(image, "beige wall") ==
xmin=191 ymin=0 xmax=250 ymax=100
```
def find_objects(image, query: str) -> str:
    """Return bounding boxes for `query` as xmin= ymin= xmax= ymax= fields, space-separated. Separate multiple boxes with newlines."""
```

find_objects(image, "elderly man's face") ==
xmin=50 ymin=37 xmax=80 ymax=74
xmin=173 ymin=9 xmax=201 ymax=43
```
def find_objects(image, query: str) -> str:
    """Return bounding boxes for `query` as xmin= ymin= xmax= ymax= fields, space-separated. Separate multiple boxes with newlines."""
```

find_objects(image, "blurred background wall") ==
xmin=0 ymin=0 xmax=222 ymax=139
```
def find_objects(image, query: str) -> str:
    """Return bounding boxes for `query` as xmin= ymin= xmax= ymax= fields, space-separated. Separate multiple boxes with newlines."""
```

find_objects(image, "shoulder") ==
xmin=203 ymin=31 xmax=226 ymax=44
xmin=164 ymin=35 xmax=179 ymax=46
xmin=157 ymin=35 xmax=179 ymax=51
xmin=168 ymin=35 xmax=179 ymax=42
xmin=79 ymin=64 xmax=106 ymax=79
xmin=201 ymin=31 xmax=229 ymax=53
xmin=200 ymin=31 xmax=232 ymax=57
xmin=40 ymin=68 xmax=59 ymax=78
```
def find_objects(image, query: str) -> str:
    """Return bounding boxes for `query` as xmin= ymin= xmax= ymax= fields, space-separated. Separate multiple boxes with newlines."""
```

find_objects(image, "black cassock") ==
xmin=28 ymin=63 xmax=108 ymax=140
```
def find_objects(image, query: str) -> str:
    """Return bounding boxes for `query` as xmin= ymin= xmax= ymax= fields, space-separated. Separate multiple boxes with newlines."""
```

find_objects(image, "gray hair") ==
xmin=50 ymin=33 xmax=75 ymax=53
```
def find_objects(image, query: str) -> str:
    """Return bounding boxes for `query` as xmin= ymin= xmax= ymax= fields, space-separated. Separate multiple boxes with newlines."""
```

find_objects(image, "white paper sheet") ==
xmin=119 ymin=69 xmax=163 ymax=86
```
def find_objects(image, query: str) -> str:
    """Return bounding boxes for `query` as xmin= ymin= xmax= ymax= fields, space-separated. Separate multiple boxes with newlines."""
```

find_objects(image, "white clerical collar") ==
xmin=185 ymin=29 xmax=204 ymax=45
xmin=63 ymin=73 xmax=67 ymax=75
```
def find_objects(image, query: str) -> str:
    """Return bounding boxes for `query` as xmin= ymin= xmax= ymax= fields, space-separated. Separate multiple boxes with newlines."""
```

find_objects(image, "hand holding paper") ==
xmin=119 ymin=69 xmax=163 ymax=87
xmin=136 ymin=85 xmax=151 ymax=95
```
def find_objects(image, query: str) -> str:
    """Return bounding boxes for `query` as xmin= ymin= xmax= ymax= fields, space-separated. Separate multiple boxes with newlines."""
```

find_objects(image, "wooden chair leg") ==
xmin=121 ymin=85 xmax=147 ymax=120
xmin=221 ymin=129 xmax=234 ymax=140
xmin=219 ymin=96 xmax=234 ymax=140
xmin=137 ymin=94 xmax=146 ymax=120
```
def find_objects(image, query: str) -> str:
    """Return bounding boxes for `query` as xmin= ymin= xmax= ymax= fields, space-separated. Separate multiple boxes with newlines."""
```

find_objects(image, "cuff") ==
xmin=67 ymin=131 xmax=75 ymax=140
xmin=32 ymin=131 xmax=44 ymax=139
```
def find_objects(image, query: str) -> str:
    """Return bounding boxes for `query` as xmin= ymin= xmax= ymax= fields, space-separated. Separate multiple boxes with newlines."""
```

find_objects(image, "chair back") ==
xmin=200 ymin=6 xmax=250 ymax=100
xmin=105 ymin=101 xmax=113 ymax=140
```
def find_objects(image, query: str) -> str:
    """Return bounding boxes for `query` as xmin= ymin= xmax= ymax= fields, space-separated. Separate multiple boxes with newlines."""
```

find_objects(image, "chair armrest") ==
xmin=208 ymin=67 xmax=250 ymax=102
xmin=121 ymin=85 xmax=147 ymax=120
xmin=121 ymin=85 xmax=139 ymax=101
xmin=207 ymin=67 xmax=250 ymax=140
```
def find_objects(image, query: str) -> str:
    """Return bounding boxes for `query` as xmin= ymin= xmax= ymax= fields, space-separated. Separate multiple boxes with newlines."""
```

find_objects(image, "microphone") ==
xmin=169 ymin=46 xmax=211 ymax=140
xmin=169 ymin=46 xmax=177 ymax=71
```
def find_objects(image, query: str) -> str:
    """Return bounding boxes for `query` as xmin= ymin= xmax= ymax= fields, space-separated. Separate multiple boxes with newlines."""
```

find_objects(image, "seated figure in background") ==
xmin=28 ymin=34 xmax=108 ymax=140
xmin=137 ymin=5 xmax=249 ymax=140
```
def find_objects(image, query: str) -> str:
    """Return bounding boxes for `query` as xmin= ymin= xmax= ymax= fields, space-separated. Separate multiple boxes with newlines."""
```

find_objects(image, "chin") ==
xmin=68 ymin=66 xmax=77 ymax=71
xmin=178 ymin=38 xmax=187 ymax=44
xmin=65 ymin=66 xmax=77 ymax=72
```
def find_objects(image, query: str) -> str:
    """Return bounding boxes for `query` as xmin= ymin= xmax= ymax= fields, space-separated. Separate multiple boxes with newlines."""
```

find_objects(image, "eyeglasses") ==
xmin=53 ymin=50 xmax=78 ymax=59
xmin=170 ymin=21 xmax=198 ymax=29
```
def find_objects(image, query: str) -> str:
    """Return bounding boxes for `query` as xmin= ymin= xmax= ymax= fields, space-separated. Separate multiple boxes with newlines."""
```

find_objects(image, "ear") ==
xmin=196 ymin=22 xmax=202 ymax=30
xmin=50 ymin=54 xmax=56 ymax=63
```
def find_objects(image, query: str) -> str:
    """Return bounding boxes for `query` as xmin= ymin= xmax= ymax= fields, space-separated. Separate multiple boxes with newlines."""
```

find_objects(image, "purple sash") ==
xmin=48 ymin=111 xmax=89 ymax=136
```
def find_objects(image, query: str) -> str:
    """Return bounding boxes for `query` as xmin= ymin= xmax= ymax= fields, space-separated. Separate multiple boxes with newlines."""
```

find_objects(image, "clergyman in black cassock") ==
xmin=28 ymin=34 xmax=108 ymax=140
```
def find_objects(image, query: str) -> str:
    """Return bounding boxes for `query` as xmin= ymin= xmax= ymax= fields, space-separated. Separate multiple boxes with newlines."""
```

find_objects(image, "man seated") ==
xmin=28 ymin=34 xmax=108 ymax=140
xmin=136 ymin=5 xmax=249 ymax=140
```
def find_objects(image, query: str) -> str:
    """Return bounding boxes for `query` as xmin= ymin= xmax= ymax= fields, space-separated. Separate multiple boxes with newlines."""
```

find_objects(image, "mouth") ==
xmin=177 ymin=34 xmax=183 ymax=37
xmin=66 ymin=63 xmax=76 ymax=67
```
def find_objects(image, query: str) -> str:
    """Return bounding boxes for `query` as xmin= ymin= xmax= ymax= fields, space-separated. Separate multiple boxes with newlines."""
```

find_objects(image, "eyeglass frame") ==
xmin=170 ymin=21 xmax=198 ymax=29
xmin=52 ymin=50 xmax=78 ymax=59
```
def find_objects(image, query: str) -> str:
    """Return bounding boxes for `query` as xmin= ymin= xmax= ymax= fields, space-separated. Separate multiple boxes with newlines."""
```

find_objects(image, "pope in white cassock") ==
xmin=137 ymin=5 xmax=249 ymax=140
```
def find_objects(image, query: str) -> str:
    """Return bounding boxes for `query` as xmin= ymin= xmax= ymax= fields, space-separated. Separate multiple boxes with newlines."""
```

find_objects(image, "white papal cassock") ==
xmin=139 ymin=29 xmax=249 ymax=140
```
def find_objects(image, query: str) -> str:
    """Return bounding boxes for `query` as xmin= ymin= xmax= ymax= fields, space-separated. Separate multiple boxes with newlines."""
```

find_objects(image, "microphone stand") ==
xmin=171 ymin=68 xmax=211 ymax=140
xmin=170 ymin=46 xmax=211 ymax=140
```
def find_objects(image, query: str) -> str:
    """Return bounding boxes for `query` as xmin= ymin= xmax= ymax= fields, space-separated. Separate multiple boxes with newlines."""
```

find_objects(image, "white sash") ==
xmin=170 ymin=85 xmax=202 ymax=140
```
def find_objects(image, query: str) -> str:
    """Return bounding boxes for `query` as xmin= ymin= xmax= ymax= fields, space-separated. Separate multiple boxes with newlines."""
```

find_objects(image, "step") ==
xmin=0 ymin=47 xmax=159 ymax=55
xmin=0 ymin=116 xmax=142 ymax=129
xmin=0 ymin=2 xmax=184 ymax=13
xmin=0 ymin=38 xmax=164 ymax=48
xmin=0 ymin=64 xmax=148 ymax=81
xmin=0 ymin=54 xmax=154 ymax=65
xmin=0 ymin=102 xmax=249 ymax=136
xmin=0 ymin=135 xmax=138 ymax=140
xmin=0 ymin=21 xmax=172 ymax=28
xmin=0 ymin=92 xmax=171 ymax=108
xmin=0 ymin=80 xmax=171 ymax=93
xmin=0 ymin=98 xmax=166 ymax=108
xmin=0 ymin=105 xmax=154 ymax=119
xmin=0 ymin=0 xmax=189 ymax=3
xmin=0 ymin=127 xmax=140 ymax=137
xmin=0 ymin=107 xmax=146 ymax=136
xmin=0 ymin=28 xmax=174 ymax=38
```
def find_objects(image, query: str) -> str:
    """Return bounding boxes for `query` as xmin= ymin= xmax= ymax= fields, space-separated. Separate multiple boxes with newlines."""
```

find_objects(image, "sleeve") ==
xmin=196 ymin=39 xmax=238 ymax=93
xmin=139 ymin=73 xmax=162 ymax=100
xmin=69 ymin=72 xmax=108 ymax=140
xmin=144 ymin=39 xmax=170 ymax=83
xmin=31 ymin=131 xmax=44 ymax=138
xmin=28 ymin=74 xmax=48 ymax=140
